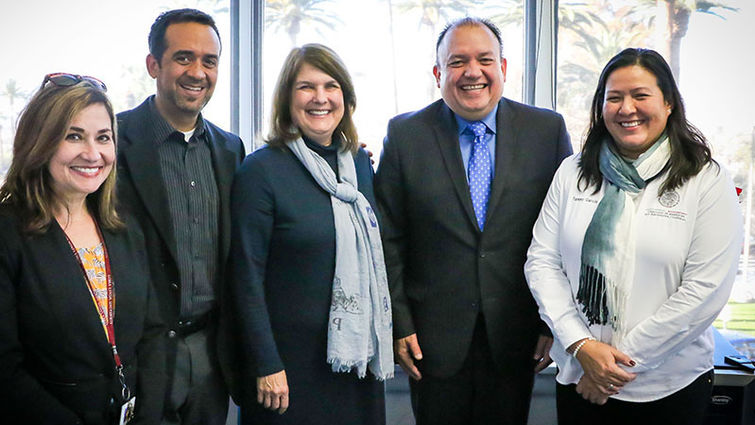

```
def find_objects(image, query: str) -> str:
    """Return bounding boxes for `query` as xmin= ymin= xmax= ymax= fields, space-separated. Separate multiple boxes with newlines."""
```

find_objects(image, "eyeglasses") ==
xmin=42 ymin=73 xmax=107 ymax=92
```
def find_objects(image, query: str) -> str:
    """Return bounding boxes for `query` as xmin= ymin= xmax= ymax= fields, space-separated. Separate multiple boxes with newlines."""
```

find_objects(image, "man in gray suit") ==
xmin=116 ymin=9 xmax=244 ymax=425
xmin=375 ymin=17 xmax=572 ymax=424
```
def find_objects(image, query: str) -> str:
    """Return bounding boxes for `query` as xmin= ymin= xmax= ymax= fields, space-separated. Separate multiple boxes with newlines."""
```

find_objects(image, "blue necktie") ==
xmin=467 ymin=121 xmax=491 ymax=230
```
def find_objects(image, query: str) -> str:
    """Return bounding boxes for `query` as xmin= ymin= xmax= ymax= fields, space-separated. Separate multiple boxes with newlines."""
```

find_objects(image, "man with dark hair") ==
xmin=116 ymin=8 xmax=244 ymax=425
xmin=375 ymin=17 xmax=572 ymax=424
xmin=148 ymin=8 xmax=221 ymax=63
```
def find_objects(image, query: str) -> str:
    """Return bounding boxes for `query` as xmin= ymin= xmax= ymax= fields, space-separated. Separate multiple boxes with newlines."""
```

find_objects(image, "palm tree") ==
xmin=2 ymin=79 xmax=26 ymax=134
xmin=559 ymin=3 xmax=653 ymax=77
xmin=0 ymin=114 xmax=11 ymax=180
xmin=265 ymin=0 xmax=341 ymax=46
xmin=118 ymin=65 xmax=155 ymax=111
xmin=639 ymin=0 xmax=738 ymax=80
xmin=396 ymin=0 xmax=482 ymax=38
xmin=557 ymin=1 xmax=654 ymax=142
xmin=486 ymin=0 xmax=524 ymax=28
xmin=394 ymin=0 xmax=483 ymax=99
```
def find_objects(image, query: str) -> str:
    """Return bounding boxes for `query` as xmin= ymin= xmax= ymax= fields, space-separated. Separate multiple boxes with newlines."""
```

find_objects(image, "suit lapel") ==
xmin=207 ymin=128 xmax=237 ymax=267
xmin=35 ymin=223 xmax=112 ymax=363
xmin=121 ymin=103 xmax=179 ymax=265
xmin=432 ymin=103 xmax=479 ymax=230
xmin=486 ymin=99 xmax=515 ymax=222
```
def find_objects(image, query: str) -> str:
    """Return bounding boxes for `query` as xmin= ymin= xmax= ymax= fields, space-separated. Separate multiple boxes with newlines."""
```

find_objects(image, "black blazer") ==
xmin=116 ymin=98 xmax=245 ymax=400
xmin=374 ymin=98 xmax=572 ymax=378
xmin=0 ymin=206 xmax=166 ymax=425
xmin=229 ymin=145 xmax=378 ymax=411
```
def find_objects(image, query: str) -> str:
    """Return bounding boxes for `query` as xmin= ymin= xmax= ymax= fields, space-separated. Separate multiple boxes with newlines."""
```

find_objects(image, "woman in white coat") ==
xmin=525 ymin=48 xmax=742 ymax=425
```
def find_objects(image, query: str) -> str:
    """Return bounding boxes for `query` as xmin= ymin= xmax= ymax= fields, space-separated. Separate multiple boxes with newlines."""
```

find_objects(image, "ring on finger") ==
xmin=608 ymin=383 xmax=615 ymax=390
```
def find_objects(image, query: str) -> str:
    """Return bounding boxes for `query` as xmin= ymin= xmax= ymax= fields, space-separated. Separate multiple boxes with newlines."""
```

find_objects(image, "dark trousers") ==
xmin=162 ymin=327 xmax=228 ymax=425
xmin=556 ymin=369 xmax=713 ymax=425
xmin=409 ymin=316 xmax=535 ymax=425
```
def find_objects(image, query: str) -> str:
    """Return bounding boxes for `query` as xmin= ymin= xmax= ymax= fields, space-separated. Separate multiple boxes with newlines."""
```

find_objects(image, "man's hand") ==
xmin=574 ymin=339 xmax=636 ymax=393
xmin=576 ymin=375 xmax=612 ymax=405
xmin=257 ymin=370 xmax=289 ymax=414
xmin=394 ymin=333 xmax=423 ymax=380
xmin=360 ymin=142 xmax=375 ymax=164
xmin=533 ymin=334 xmax=554 ymax=373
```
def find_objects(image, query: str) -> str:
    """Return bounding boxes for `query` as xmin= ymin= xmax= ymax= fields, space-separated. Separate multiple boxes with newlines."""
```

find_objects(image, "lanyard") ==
xmin=63 ymin=221 xmax=131 ymax=400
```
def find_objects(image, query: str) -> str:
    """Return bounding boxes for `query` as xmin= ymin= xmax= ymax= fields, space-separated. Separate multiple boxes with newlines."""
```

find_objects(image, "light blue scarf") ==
xmin=577 ymin=135 xmax=670 ymax=342
xmin=287 ymin=138 xmax=394 ymax=380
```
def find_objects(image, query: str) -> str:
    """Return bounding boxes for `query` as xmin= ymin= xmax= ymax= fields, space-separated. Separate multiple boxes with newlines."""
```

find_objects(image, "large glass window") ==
xmin=0 ymin=0 xmax=231 ymax=180
xmin=262 ymin=0 xmax=525 ymax=161
xmin=4 ymin=0 xmax=753 ymax=360
xmin=558 ymin=0 xmax=755 ymax=358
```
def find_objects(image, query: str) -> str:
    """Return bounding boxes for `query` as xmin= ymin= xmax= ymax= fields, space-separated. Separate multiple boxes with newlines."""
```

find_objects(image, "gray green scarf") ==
xmin=577 ymin=135 xmax=670 ymax=343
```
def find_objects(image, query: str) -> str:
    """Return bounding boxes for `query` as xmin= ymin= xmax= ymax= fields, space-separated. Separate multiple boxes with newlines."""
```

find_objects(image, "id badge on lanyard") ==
xmin=118 ymin=396 xmax=136 ymax=425
xmin=64 ymin=222 xmax=135 ymax=423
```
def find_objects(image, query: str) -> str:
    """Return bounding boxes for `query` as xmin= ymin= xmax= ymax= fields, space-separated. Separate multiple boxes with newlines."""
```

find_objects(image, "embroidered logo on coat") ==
xmin=658 ymin=190 xmax=680 ymax=208
xmin=366 ymin=206 xmax=378 ymax=228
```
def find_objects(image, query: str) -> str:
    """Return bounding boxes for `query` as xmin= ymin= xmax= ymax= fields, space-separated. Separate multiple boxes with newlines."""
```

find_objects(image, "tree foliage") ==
xmin=266 ymin=0 xmax=341 ymax=46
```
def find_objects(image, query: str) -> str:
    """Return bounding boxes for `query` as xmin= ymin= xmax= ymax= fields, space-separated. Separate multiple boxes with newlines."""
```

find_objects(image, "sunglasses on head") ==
xmin=42 ymin=73 xmax=107 ymax=92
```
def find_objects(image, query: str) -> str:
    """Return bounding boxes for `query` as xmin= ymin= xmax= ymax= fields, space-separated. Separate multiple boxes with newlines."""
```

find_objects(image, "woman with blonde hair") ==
xmin=230 ymin=44 xmax=392 ymax=425
xmin=0 ymin=73 xmax=165 ymax=425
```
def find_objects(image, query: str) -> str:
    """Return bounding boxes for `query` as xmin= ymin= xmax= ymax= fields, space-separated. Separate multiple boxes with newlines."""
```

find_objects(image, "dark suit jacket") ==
xmin=374 ymin=98 xmax=572 ymax=378
xmin=116 ymin=98 xmax=245 ymax=400
xmin=0 ymin=206 xmax=166 ymax=425
xmin=228 ymin=145 xmax=385 ymax=421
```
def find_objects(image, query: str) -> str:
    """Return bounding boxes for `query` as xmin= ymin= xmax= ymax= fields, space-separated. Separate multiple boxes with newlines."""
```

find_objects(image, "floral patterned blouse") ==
xmin=77 ymin=243 xmax=111 ymax=338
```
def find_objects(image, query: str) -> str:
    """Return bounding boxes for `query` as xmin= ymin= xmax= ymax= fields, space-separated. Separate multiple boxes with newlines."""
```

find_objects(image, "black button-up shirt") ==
xmin=149 ymin=99 xmax=219 ymax=319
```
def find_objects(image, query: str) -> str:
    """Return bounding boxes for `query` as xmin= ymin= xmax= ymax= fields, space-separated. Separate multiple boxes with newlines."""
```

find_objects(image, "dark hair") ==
xmin=578 ymin=48 xmax=712 ymax=195
xmin=0 ymin=81 xmax=122 ymax=233
xmin=148 ymin=8 xmax=221 ymax=62
xmin=266 ymin=43 xmax=358 ymax=153
xmin=436 ymin=17 xmax=503 ymax=65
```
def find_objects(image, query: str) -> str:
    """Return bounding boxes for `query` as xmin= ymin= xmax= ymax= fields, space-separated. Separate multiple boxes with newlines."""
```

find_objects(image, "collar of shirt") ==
xmin=454 ymin=105 xmax=498 ymax=178
xmin=147 ymin=95 xmax=207 ymax=144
